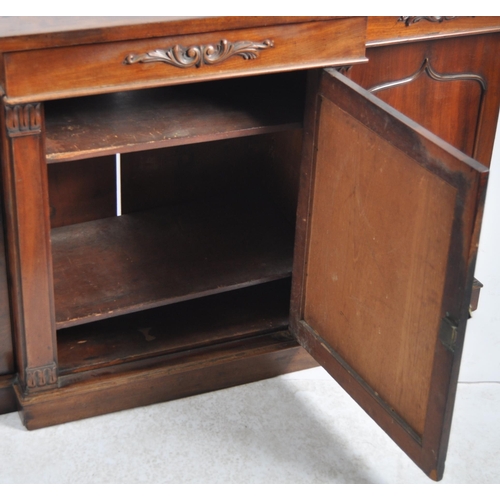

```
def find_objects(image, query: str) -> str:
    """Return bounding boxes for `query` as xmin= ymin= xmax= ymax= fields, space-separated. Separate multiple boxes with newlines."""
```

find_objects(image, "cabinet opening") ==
xmin=50 ymin=130 xmax=302 ymax=329
xmin=46 ymin=72 xmax=305 ymax=373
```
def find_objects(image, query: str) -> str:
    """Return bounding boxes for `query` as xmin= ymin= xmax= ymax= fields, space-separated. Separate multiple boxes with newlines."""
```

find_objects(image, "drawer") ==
xmin=3 ymin=17 xmax=367 ymax=103
xmin=367 ymin=16 xmax=500 ymax=46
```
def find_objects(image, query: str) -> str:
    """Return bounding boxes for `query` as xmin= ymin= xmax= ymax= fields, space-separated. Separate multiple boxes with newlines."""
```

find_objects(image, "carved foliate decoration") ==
xmin=399 ymin=16 xmax=457 ymax=26
xmin=26 ymin=363 xmax=57 ymax=388
xmin=124 ymin=39 xmax=274 ymax=68
xmin=5 ymin=103 xmax=42 ymax=137
xmin=368 ymin=58 xmax=487 ymax=94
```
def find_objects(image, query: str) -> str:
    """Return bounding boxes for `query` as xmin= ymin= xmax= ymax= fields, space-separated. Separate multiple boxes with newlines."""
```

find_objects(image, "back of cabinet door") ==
xmin=290 ymin=69 xmax=488 ymax=480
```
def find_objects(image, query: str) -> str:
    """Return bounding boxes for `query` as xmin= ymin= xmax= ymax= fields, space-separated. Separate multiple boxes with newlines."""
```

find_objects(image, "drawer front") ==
xmin=4 ymin=18 xmax=367 ymax=103
xmin=367 ymin=16 xmax=500 ymax=46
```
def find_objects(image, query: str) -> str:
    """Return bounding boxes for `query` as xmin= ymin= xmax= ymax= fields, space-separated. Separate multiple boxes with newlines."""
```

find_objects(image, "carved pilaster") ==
xmin=5 ymin=103 xmax=42 ymax=137
xmin=26 ymin=363 xmax=57 ymax=389
xmin=1 ymin=98 xmax=57 ymax=394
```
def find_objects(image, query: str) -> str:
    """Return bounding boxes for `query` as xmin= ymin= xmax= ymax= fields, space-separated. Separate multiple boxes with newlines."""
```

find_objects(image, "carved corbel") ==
xmin=5 ymin=102 xmax=42 ymax=137
xmin=26 ymin=363 xmax=58 ymax=389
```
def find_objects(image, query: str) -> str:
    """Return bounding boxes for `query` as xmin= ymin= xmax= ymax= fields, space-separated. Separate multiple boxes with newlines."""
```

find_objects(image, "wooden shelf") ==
xmin=57 ymin=279 xmax=291 ymax=375
xmin=52 ymin=194 xmax=294 ymax=328
xmin=45 ymin=73 xmax=305 ymax=163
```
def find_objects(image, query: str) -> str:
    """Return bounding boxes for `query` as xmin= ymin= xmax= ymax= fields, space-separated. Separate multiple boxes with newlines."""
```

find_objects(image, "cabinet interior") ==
xmin=45 ymin=71 xmax=307 ymax=375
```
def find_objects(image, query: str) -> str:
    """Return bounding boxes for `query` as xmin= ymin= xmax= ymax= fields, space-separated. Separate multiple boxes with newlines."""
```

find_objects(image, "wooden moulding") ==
xmin=17 ymin=331 xmax=317 ymax=430
xmin=52 ymin=194 xmax=295 ymax=328
xmin=366 ymin=16 xmax=500 ymax=47
xmin=44 ymin=73 xmax=306 ymax=163
xmin=0 ymin=17 xmax=344 ymax=52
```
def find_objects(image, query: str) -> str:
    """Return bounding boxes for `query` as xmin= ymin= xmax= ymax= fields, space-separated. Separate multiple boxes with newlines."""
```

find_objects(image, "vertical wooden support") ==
xmin=0 ymin=164 xmax=14 ymax=379
xmin=0 ymin=99 xmax=57 ymax=392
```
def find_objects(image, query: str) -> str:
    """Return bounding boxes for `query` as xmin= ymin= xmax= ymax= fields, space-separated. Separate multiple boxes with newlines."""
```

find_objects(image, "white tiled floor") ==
xmin=0 ymin=367 xmax=499 ymax=483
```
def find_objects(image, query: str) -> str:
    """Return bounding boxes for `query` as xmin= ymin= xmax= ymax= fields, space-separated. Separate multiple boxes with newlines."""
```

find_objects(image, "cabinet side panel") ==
xmin=0 ymin=206 xmax=13 ymax=375
xmin=48 ymin=156 xmax=117 ymax=228
xmin=0 ymin=375 xmax=16 ymax=414
xmin=0 ymin=110 xmax=14 ymax=377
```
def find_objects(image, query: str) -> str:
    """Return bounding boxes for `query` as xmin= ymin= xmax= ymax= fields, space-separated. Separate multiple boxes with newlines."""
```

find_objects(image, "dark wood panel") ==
xmin=45 ymin=73 xmax=305 ymax=163
xmin=48 ymin=156 xmax=116 ymax=228
xmin=0 ymin=375 xmax=16 ymax=415
xmin=121 ymin=130 xmax=302 ymax=220
xmin=251 ymin=129 xmax=304 ymax=225
xmin=0 ymin=208 xmax=13 ymax=375
xmin=58 ymin=279 xmax=291 ymax=374
xmin=52 ymin=193 xmax=294 ymax=328
xmin=349 ymin=33 xmax=500 ymax=166
xmin=17 ymin=332 xmax=317 ymax=430
xmin=371 ymin=70 xmax=481 ymax=158
xmin=121 ymin=136 xmax=266 ymax=215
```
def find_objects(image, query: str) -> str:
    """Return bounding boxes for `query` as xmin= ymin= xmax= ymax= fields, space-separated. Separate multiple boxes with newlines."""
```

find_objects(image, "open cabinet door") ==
xmin=290 ymin=69 xmax=488 ymax=480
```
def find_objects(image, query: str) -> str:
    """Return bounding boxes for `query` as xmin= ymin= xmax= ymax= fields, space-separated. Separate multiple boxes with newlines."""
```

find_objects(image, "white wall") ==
xmin=459 ymin=117 xmax=500 ymax=382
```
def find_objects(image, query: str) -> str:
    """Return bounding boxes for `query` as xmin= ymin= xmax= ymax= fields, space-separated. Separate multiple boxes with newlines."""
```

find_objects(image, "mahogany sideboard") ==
xmin=0 ymin=16 xmax=499 ymax=481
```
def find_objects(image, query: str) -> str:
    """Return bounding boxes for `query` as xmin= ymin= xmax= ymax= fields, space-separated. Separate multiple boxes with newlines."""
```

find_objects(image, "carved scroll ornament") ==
xmin=124 ymin=39 xmax=274 ymax=68
xmin=399 ymin=16 xmax=457 ymax=26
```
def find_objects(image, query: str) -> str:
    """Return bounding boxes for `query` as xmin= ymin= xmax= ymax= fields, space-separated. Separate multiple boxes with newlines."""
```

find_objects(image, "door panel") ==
xmin=291 ymin=69 xmax=488 ymax=480
xmin=349 ymin=33 xmax=500 ymax=166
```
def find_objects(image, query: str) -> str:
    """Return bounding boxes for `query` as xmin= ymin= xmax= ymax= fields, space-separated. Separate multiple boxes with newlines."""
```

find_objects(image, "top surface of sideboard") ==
xmin=0 ymin=16 xmax=367 ymax=103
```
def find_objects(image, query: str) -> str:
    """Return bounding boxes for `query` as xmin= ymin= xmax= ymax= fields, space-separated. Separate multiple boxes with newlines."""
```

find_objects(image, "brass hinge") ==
xmin=439 ymin=314 xmax=459 ymax=353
